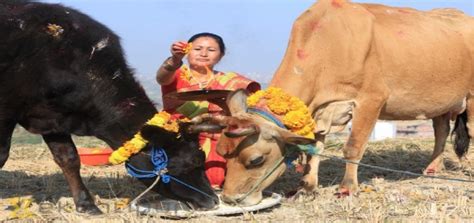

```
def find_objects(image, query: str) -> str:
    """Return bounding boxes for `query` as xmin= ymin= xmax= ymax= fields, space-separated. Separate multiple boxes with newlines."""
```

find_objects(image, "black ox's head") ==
xmin=127 ymin=123 xmax=221 ymax=210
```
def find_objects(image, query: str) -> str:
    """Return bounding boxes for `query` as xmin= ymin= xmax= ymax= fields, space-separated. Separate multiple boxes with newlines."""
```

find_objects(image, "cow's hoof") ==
xmin=336 ymin=181 xmax=358 ymax=198
xmin=424 ymin=160 xmax=444 ymax=175
xmin=334 ymin=188 xmax=352 ymax=198
xmin=423 ymin=168 xmax=436 ymax=175
xmin=76 ymin=205 xmax=103 ymax=215
xmin=285 ymin=187 xmax=317 ymax=202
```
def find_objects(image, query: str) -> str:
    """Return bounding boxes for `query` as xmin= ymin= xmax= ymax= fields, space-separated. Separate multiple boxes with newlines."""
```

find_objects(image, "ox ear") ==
xmin=226 ymin=89 xmax=248 ymax=116
xmin=275 ymin=128 xmax=316 ymax=145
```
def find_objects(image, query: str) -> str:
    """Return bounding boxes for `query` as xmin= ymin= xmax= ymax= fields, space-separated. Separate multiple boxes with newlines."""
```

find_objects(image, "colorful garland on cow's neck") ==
xmin=246 ymin=87 xmax=316 ymax=139
xmin=108 ymin=111 xmax=184 ymax=165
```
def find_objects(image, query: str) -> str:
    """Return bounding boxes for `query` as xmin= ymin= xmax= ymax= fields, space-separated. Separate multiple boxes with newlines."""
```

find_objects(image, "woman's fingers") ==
xmin=170 ymin=41 xmax=189 ymax=58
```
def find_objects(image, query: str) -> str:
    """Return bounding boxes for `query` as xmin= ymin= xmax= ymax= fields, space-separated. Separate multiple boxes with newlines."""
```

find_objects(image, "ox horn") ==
xmin=186 ymin=123 xmax=226 ymax=133
xmin=190 ymin=114 xmax=228 ymax=124
xmin=224 ymin=125 xmax=259 ymax=138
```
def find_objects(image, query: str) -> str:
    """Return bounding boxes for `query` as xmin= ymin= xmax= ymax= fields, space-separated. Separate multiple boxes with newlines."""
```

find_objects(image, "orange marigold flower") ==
xmin=183 ymin=42 xmax=193 ymax=54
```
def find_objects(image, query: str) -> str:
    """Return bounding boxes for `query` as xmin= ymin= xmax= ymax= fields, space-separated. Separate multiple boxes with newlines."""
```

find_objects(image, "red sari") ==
xmin=161 ymin=65 xmax=260 ymax=187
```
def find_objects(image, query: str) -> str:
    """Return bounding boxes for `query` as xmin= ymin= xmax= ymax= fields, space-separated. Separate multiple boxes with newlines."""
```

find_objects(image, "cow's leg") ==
xmin=424 ymin=113 xmax=450 ymax=175
xmin=0 ymin=119 xmax=16 ymax=168
xmin=465 ymin=96 xmax=474 ymax=141
xmin=340 ymin=97 xmax=385 ymax=194
xmin=42 ymin=133 xmax=102 ymax=214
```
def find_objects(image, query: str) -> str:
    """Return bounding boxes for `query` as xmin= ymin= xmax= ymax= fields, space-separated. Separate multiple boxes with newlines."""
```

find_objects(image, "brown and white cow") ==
xmin=207 ymin=0 xmax=474 ymax=205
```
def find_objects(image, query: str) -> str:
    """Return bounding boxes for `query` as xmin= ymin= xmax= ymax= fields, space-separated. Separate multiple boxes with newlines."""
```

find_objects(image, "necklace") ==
xmin=185 ymin=66 xmax=215 ymax=89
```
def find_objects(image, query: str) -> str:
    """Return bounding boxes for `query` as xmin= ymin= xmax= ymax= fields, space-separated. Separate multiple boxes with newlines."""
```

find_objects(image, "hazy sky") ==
xmin=41 ymin=0 xmax=474 ymax=85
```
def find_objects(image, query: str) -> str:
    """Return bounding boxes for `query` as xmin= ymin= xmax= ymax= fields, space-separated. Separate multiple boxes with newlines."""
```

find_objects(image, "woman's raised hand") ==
xmin=170 ymin=41 xmax=188 ymax=62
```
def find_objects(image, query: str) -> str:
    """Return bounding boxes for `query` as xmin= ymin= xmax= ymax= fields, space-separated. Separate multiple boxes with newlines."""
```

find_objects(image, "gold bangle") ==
xmin=163 ymin=57 xmax=182 ymax=71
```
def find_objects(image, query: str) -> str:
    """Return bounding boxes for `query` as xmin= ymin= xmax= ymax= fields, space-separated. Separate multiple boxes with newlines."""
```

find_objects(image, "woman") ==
xmin=156 ymin=32 xmax=260 ymax=188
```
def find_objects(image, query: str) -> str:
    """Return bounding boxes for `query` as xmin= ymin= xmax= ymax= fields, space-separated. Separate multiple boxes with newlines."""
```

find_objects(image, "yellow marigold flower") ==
xmin=183 ymin=42 xmax=193 ymax=54
xmin=133 ymin=133 xmax=147 ymax=142
xmin=109 ymin=152 xmax=129 ymax=165
xmin=163 ymin=121 xmax=179 ymax=133
xmin=264 ymin=87 xmax=282 ymax=99
xmin=246 ymin=90 xmax=265 ymax=107
xmin=267 ymin=98 xmax=290 ymax=115
xmin=247 ymin=87 xmax=315 ymax=139
xmin=283 ymin=110 xmax=308 ymax=129
xmin=157 ymin=111 xmax=171 ymax=120
xmin=294 ymin=125 xmax=314 ymax=136
xmin=289 ymin=98 xmax=307 ymax=112
xmin=117 ymin=147 xmax=132 ymax=157
xmin=123 ymin=141 xmax=140 ymax=153
xmin=146 ymin=116 xmax=166 ymax=126
xmin=130 ymin=137 xmax=147 ymax=150
xmin=179 ymin=117 xmax=191 ymax=123
xmin=303 ymin=132 xmax=315 ymax=139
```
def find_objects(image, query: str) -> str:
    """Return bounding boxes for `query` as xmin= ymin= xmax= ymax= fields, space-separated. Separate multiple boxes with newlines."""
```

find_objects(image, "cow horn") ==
xmin=191 ymin=114 xmax=228 ymax=124
xmin=224 ymin=125 xmax=259 ymax=138
xmin=186 ymin=123 xmax=227 ymax=133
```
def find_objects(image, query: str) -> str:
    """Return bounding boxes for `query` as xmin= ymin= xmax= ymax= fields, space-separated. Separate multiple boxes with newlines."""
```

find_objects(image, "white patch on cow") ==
xmin=293 ymin=66 xmax=304 ymax=75
xmin=65 ymin=10 xmax=70 ymax=14
xmin=112 ymin=70 xmax=122 ymax=79
xmin=89 ymin=37 xmax=110 ymax=59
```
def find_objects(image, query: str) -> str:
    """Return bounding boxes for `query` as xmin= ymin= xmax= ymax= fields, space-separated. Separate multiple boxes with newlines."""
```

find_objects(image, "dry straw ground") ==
xmin=1 ymin=127 xmax=473 ymax=222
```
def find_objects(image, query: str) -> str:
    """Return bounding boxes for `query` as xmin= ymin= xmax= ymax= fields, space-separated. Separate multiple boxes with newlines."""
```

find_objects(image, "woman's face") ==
xmin=187 ymin=37 xmax=223 ymax=70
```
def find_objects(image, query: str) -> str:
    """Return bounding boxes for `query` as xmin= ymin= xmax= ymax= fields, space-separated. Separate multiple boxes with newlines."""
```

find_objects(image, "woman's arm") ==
xmin=156 ymin=56 xmax=182 ymax=85
xmin=156 ymin=41 xmax=187 ymax=85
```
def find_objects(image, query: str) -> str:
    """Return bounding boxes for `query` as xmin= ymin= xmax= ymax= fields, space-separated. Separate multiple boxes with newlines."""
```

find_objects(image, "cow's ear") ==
xmin=226 ymin=89 xmax=248 ymax=115
xmin=275 ymin=127 xmax=316 ymax=145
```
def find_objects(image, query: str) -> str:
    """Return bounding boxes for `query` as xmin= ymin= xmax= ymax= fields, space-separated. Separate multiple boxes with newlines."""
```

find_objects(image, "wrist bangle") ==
xmin=163 ymin=57 xmax=182 ymax=71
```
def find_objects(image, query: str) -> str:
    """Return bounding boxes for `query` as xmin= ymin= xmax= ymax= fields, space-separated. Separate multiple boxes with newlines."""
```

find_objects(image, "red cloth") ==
xmin=160 ymin=66 xmax=261 ymax=187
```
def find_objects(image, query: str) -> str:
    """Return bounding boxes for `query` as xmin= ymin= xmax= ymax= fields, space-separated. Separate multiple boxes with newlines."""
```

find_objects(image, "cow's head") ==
xmin=197 ymin=90 xmax=315 ymax=206
xmin=126 ymin=122 xmax=223 ymax=210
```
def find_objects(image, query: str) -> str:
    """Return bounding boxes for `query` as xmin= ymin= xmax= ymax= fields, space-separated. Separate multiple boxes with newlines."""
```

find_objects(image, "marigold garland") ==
xmin=247 ymin=87 xmax=316 ymax=139
xmin=108 ymin=111 xmax=187 ymax=165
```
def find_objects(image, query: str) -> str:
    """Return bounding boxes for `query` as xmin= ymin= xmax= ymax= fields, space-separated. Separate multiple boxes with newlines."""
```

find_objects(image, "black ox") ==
xmin=0 ymin=0 xmax=218 ymax=214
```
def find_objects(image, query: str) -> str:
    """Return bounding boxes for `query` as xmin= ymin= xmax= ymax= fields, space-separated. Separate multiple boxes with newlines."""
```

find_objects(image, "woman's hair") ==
xmin=188 ymin=32 xmax=226 ymax=55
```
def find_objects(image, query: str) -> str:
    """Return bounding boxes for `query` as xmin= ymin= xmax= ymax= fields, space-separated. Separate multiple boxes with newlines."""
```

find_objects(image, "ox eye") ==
xmin=248 ymin=155 xmax=265 ymax=167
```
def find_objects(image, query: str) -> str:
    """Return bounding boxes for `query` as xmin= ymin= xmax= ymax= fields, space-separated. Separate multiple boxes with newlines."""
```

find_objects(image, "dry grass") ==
xmin=1 ymin=131 xmax=474 ymax=222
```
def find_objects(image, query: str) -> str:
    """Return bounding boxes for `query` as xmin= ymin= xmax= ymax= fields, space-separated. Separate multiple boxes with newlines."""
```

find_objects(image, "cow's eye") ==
xmin=249 ymin=155 xmax=265 ymax=167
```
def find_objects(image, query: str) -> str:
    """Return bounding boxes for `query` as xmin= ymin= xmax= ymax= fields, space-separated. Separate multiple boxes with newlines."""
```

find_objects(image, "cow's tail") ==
xmin=452 ymin=111 xmax=470 ymax=158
